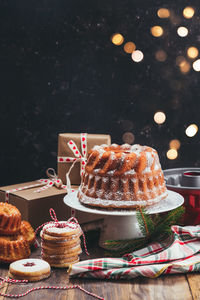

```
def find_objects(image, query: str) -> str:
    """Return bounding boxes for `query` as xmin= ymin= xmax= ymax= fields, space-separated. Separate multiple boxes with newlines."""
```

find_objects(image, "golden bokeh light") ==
xmin=183 ymin=7 xmax=195 ymax=19
xmin=157 ymin=8 xmax=170 ymax=18
xmin=187 ymin=47 xmax=199 ymax=59
xmin=111 ymin=33 xmax=124 ymax=45
xmin=193 ymin=59 xmax=200 ymax=71
xmin=154 ymin=111 xmax=166 ymax=124
xmin=131 ymin=50 xmax=144 ymax=62
xmin=176 ymin=56 xmax=186 ymax=66
xmin=155 ymin=50 xmax=167 ymax=62
xmin=177 ymin=27 xmax=188 ymax=37
xmin=124 ymin=42 xmax=136 ymax=53
xmin=179 ymin=61 xmax=191 ymax=73
xmin=185 ymin=124 xmax=198 ymax=137
xmin=122 ymin=132 xmax=135 ymax=144
xmin=151 ymin=26 xmax=163 ymax=37
xmin=169 ymin=139 xmax=181 ymax=150
xmin=167 ymin=149 xmax=178 ymax=160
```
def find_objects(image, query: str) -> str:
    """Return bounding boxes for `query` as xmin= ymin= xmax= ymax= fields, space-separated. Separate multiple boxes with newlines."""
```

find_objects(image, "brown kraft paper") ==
xmin=57 ymin=133 xmax=111 ymax=185
xmin=0 ymin=181 xmax=103 ymax=229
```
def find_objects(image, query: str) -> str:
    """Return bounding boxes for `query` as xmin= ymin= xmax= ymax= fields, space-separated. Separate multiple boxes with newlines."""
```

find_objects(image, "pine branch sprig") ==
xmin=104 ymin=206 xmax=185 ymax=256
xmin=136 ymin=207 xmax=155 ymax=237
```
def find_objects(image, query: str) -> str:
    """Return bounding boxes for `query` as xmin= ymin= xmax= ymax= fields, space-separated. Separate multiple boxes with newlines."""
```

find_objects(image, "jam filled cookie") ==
xmin=9 ymin=258 xmax=51 ymax=281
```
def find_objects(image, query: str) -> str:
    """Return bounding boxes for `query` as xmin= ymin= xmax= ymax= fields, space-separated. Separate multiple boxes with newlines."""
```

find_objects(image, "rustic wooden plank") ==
xmin=128 ymin=275 xmax=192 ymax=300
xmin=69 ymin=274 xmax=193 ymax=300
xmin=3 ymin=245 xmax=72 ymax=300
xmin=187 ymin=273 xmax=200 ymax=300
xmin=0 ymin=283 xmax=8 ymax=300
xmin=0 ymin=264 xmax=10 ymax=300
xmin=0 ymin=237 xmax=197 ymax=300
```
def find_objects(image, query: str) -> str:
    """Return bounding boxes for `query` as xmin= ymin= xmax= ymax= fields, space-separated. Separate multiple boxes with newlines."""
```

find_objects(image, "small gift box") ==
xmin=57 ymin=133 xmax=111 ymax=185
xmin=0 ymin=177 xmax=102 ymax=229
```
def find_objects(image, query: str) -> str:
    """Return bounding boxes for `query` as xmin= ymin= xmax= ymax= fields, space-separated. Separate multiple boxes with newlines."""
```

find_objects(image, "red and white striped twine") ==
xmin=5 ymin=181 xmax=46 ymax=203
xmin=5 ymin=171 xmax=74 ymax=203
xmin=0 ymin=209 xmax=102 ymax=299
xmin=67 ymin=216 xmax=89 ymax=256
xmin=0 ymin=277 xmax=104 ymax=299
xmin=35 ymin=208 xmax=90 ymax=257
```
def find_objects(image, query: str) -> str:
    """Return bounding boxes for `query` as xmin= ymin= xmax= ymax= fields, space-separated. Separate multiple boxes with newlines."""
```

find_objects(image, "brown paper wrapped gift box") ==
xmin=57 ymin=133 xmax=111 ymax=185
xmin=0 ymin=182 xmax=102 ymax=229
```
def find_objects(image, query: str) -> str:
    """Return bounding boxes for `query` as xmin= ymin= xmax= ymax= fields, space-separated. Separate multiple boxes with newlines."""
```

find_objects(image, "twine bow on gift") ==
xmin=57 ymin=133 xmax=88 ymax=192
xmin=0 ymin=210 xmax=105 ymax=299
xmin=34 ymin=168 xmax=67 ymax=193
xmin=5 ymin=168 xmax=73 ymax=203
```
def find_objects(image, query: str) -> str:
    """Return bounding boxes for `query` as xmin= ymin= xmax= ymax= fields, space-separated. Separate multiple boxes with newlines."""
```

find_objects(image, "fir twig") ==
xmin=104 ymin=205 xmax=185 ymax=256
xmin=136 ymin=207 xmax=155 ymax=237
xmin=137 ymin=207 xmax=149 ymax=237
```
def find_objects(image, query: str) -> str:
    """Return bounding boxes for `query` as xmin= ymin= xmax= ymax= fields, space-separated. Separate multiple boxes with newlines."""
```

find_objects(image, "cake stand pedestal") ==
xmin=63 ymin=190 xmax=184 ymax=249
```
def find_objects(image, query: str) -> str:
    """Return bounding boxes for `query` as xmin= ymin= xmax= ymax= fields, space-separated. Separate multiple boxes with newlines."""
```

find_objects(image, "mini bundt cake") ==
xmin=78 ymin=144 xmax=168 ymax=209
xmin=20 ymin=221 xmax=36 ymax=246
xmin=0 ymin=202 xmax=21 ymax=235
xmin=0 ymin=234 xmax=31 ymax=263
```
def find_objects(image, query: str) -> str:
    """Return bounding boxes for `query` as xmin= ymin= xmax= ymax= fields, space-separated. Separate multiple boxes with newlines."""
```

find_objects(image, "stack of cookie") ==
xmin=40 ymin=221 xmax=82 ymax=268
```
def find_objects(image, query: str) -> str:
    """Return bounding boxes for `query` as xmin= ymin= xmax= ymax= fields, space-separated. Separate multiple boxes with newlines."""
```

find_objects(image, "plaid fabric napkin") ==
xmin=69 ymin=225 xmax=200 ymax=279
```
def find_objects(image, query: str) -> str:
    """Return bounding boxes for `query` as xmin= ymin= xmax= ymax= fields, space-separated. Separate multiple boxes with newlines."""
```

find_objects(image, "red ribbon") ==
xmin=5 ymin=168 xmax=73 ymax=203
xmin=57 ymin=133 xmax=87 ymax=176
xmin=35 ymin=208 xmax=90 ymax=257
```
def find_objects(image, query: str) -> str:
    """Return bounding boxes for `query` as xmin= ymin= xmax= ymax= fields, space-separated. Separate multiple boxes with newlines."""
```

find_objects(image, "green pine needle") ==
xmin=136 ymin=207 xmax=155 ymax=237
xmin=104 ymin=205 xmax=185 ymax=256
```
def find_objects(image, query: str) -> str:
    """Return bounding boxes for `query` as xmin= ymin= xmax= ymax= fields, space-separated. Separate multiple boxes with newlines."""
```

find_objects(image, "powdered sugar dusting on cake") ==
xmin=130 ymin=144 xmax=143 ymax=155
xmin=92 ymin=145 xmax=106 ymax=154
xmin=79 ymin=143 xmax=167 ymax=209
xmin=78 ymin=187 xmax=168 ymax=208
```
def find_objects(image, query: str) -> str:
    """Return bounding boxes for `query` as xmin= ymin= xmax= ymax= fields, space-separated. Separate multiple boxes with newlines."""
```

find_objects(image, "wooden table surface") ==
xmin=0 ymin=238 xmax=200 ymax=300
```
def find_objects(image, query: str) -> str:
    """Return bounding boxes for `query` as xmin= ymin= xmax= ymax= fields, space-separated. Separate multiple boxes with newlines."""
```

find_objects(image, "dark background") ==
xmin=0 ymin=0 xmax=200 ymax=186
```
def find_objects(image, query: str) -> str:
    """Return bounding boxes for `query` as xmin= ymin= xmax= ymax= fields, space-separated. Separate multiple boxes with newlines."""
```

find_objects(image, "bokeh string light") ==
xmin=185 ymin=124 xmax=198 ymax=137
xmin=151 ymin=26 xmax=163 ymax=37
xmin=183 ymin=7 xmax=195 ymax=19
xmin=111 ymin=8 xmax=199 ymax=160
xmin=157 ymin=8 xmax=170 ymax=19
xmin=176 ymin=56 xmax=186 ymax=66
xmin=166 ymin=149 xmax=178 ymax=160
xmin=131 ymin=50 xmax=144 ymax=62
xmin=122 ymin=132 xmax=135 ymax=144
xmin=154 ymin=111 xmax=166 ymax=124
xmin=155 ymin=50 xmax=167 ymax=62
xmin=187 ymin=47 xmax=199 ymax=59
xmin=111 ymin=33 xmax=124 ymax=45
xmin=193 ymin=59 xmax=200 ymax=71
xmin=179 ymin=60 xmax=191 ymax=74
xmin=124 ymin=42 xmax=136 ymax=53
xmin=177 ymin=27 xmax=188 ymax=37
xmin=169 ymin=139 xmax=181 ymax=150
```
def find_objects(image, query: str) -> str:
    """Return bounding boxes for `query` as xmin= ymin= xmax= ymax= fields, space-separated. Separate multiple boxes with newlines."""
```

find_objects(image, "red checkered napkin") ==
xmin=69 ymin=225 xmax=200 ymax=279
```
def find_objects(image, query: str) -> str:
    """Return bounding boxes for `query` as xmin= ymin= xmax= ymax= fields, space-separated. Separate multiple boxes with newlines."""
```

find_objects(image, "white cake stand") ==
xmin=63 ymin=190 xmax=184 ymax=249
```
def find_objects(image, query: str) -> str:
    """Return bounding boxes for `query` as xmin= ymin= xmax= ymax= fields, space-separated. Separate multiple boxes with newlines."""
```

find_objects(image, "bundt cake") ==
xmin=78 ymin=144 xmax=168 ymax=209
xmin=20 ymin=221 xmax=36 ymax=246
xmin=0 ymin=234 xmax=31 ymax=263
xmin=0 ymin=202 xmax=21 ymax=235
